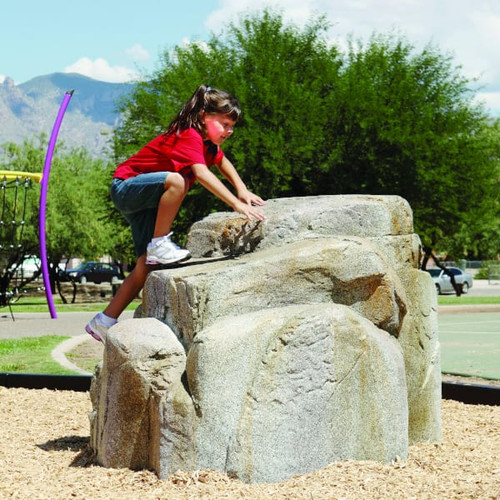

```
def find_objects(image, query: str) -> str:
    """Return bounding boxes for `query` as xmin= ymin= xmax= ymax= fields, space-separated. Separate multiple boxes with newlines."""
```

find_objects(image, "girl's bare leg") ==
xmin=103 ymin=173 xmax=189 ymax=319
xmin=103 ymin=254 xmax=149 ymax=318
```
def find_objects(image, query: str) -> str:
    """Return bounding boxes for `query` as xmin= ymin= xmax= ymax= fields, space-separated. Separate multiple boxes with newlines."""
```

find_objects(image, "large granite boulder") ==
xmin=90 ymin=195 xmax=440 ymax=483
xmin=185 ymin=304 xmax=408 ymax=483
xmin=142 ymin=236 xmax=407 ymax=345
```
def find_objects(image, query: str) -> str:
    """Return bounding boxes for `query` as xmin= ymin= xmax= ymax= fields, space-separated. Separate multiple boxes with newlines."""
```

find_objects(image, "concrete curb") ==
xmin=51 ymin=334 xmax=93 ymax=375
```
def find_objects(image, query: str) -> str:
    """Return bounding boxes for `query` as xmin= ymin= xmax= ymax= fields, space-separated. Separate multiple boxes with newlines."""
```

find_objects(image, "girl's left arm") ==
xmin=217 ymin=156 xmax=266 ymax=207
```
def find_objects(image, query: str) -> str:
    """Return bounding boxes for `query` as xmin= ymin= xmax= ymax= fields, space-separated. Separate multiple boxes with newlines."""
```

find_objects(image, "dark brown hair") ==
xmin=166 ymin=84 xmax=241 ymax=136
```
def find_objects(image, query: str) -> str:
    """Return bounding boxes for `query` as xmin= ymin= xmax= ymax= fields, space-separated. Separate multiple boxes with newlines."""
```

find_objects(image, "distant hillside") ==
xmin=0 ymin=73 xmax=134 ymax=158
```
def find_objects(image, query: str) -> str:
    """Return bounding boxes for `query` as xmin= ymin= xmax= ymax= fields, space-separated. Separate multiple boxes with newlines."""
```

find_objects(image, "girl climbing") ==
xmin=86 ymin=84 xmax=265 ymax=342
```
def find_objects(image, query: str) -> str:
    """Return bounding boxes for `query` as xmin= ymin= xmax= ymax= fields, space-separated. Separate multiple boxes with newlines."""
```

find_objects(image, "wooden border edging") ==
xmin=0 ymin=373 xmax=91 ymax=392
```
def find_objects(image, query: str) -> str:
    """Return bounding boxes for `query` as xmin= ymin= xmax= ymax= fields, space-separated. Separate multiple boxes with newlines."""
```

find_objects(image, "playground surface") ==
xmin=0 ymin=388 xmax=497 ymax=499
xmin=437 ymin=279 xmax=500 ymax=381
xmin=439 ymin=311 xmax=500 ymax=380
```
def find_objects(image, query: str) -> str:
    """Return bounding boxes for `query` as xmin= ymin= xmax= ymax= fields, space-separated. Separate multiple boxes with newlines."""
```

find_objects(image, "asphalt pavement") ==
xmin=463 ymin=278 xmax=500 ymax=297
xmin=0 ymin=310 xmax=134 ymax=340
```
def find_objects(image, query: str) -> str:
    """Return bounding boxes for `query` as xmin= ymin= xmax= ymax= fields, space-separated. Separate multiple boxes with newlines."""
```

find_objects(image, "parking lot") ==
xmin=458 ymin=278 xmax=500 ymax=297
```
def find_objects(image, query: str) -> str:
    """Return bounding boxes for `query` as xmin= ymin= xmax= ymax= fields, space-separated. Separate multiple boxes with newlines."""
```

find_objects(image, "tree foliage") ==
xmin=328 ymin=35 xmax=499 ymax=257
xmin=114 ymin=9 xmax=499 ymax=258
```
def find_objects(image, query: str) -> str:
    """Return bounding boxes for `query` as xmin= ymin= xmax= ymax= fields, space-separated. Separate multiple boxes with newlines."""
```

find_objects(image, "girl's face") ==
xmin=202 ymin=113 xmax=235 ymax=145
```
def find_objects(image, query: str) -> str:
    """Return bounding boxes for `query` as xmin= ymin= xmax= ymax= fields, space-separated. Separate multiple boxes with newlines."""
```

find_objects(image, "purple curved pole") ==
xmin=39 ymin=90 xmax=74 ymax=319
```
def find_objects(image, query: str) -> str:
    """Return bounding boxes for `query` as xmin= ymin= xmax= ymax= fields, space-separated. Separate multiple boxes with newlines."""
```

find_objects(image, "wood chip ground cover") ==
xmin=0 ymin=388 xmax=498 ymax=499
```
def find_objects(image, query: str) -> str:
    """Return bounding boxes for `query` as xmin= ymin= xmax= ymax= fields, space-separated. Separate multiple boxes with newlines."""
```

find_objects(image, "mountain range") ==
xmin=0 ymin=73 xmax=134 ymax=158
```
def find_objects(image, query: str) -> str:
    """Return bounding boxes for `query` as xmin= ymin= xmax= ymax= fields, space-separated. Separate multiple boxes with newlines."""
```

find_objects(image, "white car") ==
xmin=426 ymin=267 xmax=473 ymax=294
xmin=9 ymin=257 xmax=41 ymax=279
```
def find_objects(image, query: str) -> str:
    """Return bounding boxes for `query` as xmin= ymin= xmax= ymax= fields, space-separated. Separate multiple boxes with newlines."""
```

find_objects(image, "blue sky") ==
xmin=2 ymin=0 xmax=500 ymax=116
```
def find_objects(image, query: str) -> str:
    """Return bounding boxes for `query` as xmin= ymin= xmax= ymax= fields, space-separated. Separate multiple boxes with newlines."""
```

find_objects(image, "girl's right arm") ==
xmin=191 ymin=163 xmax=265 ymax=221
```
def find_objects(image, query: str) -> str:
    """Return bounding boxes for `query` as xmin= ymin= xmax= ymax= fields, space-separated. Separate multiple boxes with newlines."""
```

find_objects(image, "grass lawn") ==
xmin=0 ymin=335 xmax=74 ymax=375
xmin=3 ymin=295 xmax=141 ymax=314
xmin=1 ymin=296 xmax=139 ymax=375
xmin=438 ymin=295 xmax=500 ymax=306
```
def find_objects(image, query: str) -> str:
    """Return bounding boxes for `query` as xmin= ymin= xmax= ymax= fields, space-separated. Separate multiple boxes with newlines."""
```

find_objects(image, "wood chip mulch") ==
xmin=0 ymin=387 xmax=498 ymax=499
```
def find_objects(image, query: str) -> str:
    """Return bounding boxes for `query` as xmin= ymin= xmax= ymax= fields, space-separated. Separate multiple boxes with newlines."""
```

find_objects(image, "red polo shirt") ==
xmin=113 ymin=128 xmax=224 ymax=187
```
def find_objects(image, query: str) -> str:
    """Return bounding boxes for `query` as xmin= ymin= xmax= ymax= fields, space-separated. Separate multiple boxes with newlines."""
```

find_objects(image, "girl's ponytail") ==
xmin=166 ymin=84 xmax=241 ymax=136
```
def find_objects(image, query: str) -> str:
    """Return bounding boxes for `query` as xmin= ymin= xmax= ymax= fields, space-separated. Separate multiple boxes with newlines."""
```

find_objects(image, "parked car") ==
xmin=63 ymin=262 xmax=124 ymax=284
xmin=9 ymin=257 xmax=66 ymax=280
xmin=425 ymin=267 xmax=473 ymax=294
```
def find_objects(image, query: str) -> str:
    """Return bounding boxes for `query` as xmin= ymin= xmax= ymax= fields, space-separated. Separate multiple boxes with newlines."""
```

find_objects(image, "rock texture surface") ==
xmin=90 ymin=195 xmax=440 ymax=484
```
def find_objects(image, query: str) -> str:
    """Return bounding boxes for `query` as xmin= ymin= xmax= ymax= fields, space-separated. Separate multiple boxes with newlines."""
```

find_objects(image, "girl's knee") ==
xmin=165 ymin=172 xmax=187 ymax=193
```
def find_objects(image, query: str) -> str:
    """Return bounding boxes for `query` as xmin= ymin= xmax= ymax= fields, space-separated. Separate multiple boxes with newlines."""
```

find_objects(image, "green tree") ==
xmin=440 ymin=121 xmax=500 ymax=258
xmin=47 ymin=148 xmax=114 ymax=261
xmin=0 ymin=137 xmax=129 ymax=302
xmin=113 ymin=10 xmax=500 ymax=259
xmin=325 ymin=34 xmax=499 ymax=256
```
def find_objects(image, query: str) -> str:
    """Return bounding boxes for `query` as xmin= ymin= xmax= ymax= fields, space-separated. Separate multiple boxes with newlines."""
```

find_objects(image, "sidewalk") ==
xmin=0 ymin=310 xmax=134 ymax=340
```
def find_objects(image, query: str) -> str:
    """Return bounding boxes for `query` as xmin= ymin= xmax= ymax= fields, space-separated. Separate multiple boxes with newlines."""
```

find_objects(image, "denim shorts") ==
xmin=111 ymin=172 xmax=169 ymax=257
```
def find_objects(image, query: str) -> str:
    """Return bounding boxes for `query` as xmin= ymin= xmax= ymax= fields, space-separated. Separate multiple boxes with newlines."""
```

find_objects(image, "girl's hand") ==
xmin=233 ymin=199 xmax=266 ymax=221
xmin=237 ymin=188 xmax=266 ymax=207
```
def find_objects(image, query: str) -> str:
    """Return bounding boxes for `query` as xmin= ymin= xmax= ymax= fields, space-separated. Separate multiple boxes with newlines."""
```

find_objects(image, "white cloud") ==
xmin=0 ymin=75 xmax=5 ymax=84
xmin=475 ymin=92 xmax=500 ymax=117
xmin=179 ymin=38 xmax=210 ymax=52
xmin=64 ymin=57 xmax=139 ymax=83
xmin=125 ymin=43 xmax=151 ymax=62
xmin=205 ymin=0 xmax=313 ymax=33
xmin=456 ymin=8 xmax=500 ymax=84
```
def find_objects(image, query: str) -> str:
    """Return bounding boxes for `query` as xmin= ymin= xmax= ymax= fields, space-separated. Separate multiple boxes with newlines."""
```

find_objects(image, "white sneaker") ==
xmin=146 ymin=232 xmax=191 ymax=265
xmin=85 ymin=313 xmax=116 ymax=343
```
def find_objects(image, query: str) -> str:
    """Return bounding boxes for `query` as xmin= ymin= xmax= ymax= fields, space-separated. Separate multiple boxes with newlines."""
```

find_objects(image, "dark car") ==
xmin=63 ymin=262 xmax=124 ymax=284
xmin=425 ymin=267 xmax=473 ymax=295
